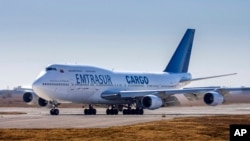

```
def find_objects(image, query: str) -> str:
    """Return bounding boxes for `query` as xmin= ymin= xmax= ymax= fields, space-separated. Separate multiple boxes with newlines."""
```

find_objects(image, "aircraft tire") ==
xmin=50 ymin=109 xmax=59 ymax=115
xmin=110 ymin=109 xmax=114 ymax=115
xmin=139 ymin=109 xmax=144 ymax=115
xmin=106 ymin=109 xmax=110 ymax=115
xmin=50 ymin=109 xmax=54 ymax=115
xmin=123 ymin=109 xmax=127 ymax=115
xmin=92 ymin=109 xmax=97 ymax=115
xmin=54 ymin=109 xmax=59 ymax=115
xmin=84 ymin=109 xmax=89 ymax=115
xmin=114 ymin=109 xmax=118 ymax=115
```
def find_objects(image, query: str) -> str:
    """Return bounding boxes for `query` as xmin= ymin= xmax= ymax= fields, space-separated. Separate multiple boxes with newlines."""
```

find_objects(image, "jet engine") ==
xmin=23 ymin=92 xmax=38 ymax=105
xmin=23 ymin=92 xmax=50 ymax=107
xmin=141 ymin=95 xmax=163 ymax=110
xmin=203 ymin=92 xmax=224 ymax=106
xmin=38 ymin=97 xmax=49 ymax=107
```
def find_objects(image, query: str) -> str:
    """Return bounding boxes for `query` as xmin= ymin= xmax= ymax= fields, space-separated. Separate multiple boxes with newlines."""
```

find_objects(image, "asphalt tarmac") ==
xmin=1 ymin=104 xmax=250 ymax=128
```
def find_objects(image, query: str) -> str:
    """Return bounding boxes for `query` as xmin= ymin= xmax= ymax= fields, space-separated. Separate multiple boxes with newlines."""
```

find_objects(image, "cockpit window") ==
xmin=46 ymin=67 xmax=57 ymax=71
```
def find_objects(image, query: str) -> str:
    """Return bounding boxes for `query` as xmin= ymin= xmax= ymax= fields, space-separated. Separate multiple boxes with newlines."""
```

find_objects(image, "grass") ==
xmin=1 ymin=115 xmax=250 ymax=141
xmin=0 ymin=112 xmax=26 ymax=115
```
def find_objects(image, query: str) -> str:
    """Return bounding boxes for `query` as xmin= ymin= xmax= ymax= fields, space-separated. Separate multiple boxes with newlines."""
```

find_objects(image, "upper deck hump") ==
xmin=46 ymin=64 xmax=112 ymax=73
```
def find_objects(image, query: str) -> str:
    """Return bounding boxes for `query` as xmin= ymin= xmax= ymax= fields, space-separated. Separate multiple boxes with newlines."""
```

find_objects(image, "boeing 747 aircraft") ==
xmin=23 ymin=29 xmax=250 ymax=115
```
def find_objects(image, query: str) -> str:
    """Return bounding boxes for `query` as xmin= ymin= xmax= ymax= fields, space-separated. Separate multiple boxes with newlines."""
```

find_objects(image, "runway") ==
xmin=1 ymin=104 xmax=250 ymax=128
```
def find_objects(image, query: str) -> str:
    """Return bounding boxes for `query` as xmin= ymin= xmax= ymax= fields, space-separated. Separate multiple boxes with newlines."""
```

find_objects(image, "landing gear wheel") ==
xmin=84 ymin=105 xmax=97 ymax=115
xmin=122 ymin=109 xmax=144 ymax=115
xmin=50 ymin=109 xmax=54 ymax=115
xmin=84 ymin=109 xmax=88 ymax=115
xmin=106 ymin=109 xmax=118 ymax=115
xmin=50 ymin=109 xmax=59 ymax=115
xmin=106 ymin=109 xmax=110 ymax=115
xmin=139 ymin=109 xmax=144 ymax=115
xmin=106 ymin=105 xmax=119 ymax=115
xmin=92 ymin=109 xmax=97 ymax=115
xmin=114 ymin=109 xmax=118 ymax=115
xmin=49 ymin=101 xmax=60 ymax=116
xmin=123 ymin=109 xmax=127 ymax=115
xmin=54 ymin=109 xmax=59 ymax=115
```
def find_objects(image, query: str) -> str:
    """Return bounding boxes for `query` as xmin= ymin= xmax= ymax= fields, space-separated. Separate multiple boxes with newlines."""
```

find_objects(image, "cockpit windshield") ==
xmin=46 ymin=67 xmax=57 ymax=71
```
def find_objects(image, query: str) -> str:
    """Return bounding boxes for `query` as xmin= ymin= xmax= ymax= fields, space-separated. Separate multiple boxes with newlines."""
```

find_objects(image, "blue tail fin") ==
xmin=163 ymin=29 xmax=195 ymax=73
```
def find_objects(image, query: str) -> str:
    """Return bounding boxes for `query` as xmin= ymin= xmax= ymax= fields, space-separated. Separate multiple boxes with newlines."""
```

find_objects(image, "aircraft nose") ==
xmin=32 ymin=77 xmax=43 ymax=93
xmin=32 ymin=73 xmax=54 ymax=100
xmin=32 ymin=70 xmax=46 ymax=92
xmin=32 ymin=70 xmax=48 ymax=92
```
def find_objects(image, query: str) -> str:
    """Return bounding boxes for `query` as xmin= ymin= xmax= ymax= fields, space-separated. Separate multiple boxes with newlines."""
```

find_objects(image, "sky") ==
xmin=0 ymin=0 xmax=250 ymax=89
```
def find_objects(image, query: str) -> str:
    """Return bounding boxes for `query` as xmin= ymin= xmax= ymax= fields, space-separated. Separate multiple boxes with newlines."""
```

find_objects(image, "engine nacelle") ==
xmin=203 ymin=92 xmax=224 ymax=106
xmin=38 ymin=97 xmax=49 ymax=107
xmin=23 ymin=92 xmax=50 ymax=107
xmin=23 ymin=92 xmax=39 ymax=105
xmin=141 ymin=95 xmax=163 ymax=110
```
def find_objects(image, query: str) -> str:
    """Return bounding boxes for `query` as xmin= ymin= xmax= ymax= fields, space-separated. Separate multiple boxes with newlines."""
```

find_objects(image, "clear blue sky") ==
xmin=0 ymin=0 xmax=249 ymax=89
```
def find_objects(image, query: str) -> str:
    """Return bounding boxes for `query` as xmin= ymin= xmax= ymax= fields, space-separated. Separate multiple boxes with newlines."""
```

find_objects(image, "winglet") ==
xmin=164 ymin=29 xmax=195 ymax=73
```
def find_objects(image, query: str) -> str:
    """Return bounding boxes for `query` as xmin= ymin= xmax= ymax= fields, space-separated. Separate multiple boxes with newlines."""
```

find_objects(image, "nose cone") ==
xmin=32 ymin=71 xmax=50 ymax=100
xmin=32 ymin=70 xmax=46 ymax=92
xmin=32 ymin=77 xmax=44 ymax=96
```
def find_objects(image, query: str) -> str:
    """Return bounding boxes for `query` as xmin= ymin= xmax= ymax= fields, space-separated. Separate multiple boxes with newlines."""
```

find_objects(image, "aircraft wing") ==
xmin=101 ymin=87 xmax=250 ymax=100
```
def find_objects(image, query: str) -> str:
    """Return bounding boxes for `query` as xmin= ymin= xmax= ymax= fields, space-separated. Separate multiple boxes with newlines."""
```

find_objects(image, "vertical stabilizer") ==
xmin=163 ymin=29 xmax=195 ymax=73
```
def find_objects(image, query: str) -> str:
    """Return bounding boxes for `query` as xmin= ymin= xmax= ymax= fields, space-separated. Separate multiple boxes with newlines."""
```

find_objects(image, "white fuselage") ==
xmin=32 ymin=64 xmax=191 ymax=104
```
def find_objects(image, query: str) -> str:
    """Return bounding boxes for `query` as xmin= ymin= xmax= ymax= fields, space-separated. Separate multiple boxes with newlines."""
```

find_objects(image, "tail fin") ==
xmin=163 ymin=29 xmax=195 ymax=73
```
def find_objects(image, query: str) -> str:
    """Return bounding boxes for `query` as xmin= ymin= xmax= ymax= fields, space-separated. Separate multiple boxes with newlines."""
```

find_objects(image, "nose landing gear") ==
xmin=50 ymin=101 xmax=60 ymax=115
xmin=50 ymin=108 xmax=59 ymax=115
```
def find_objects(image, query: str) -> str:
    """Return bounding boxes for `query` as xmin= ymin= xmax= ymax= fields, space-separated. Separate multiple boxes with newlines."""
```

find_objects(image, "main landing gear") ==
xmin=84 ymin=105 xmax=97 ymax=115
xmin=105 ymin=104 xmax=144 ymax=115
xmin=106 ymin=105 xmax=119 ymax=115
xmin=122 ymin=104 xmax=144 ymax=115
